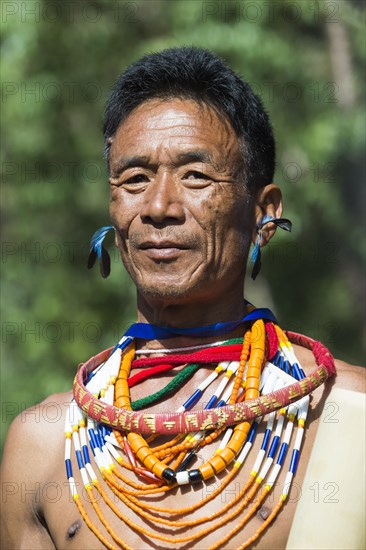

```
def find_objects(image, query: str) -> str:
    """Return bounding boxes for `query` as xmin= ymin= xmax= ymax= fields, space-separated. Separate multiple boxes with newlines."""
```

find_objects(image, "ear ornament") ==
xmin=251 ymin=216 xmax=292 ymax=280
xmin=87 ymin=226 xmax=115 ymax=278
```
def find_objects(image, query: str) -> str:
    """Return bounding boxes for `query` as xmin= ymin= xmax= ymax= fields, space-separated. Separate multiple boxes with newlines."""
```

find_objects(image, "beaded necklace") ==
xmin=66 ymin=314 xmax=336 ymax=549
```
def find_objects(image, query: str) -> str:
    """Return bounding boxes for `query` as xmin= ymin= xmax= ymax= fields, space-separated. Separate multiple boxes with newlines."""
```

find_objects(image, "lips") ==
xmin=139 ymin=240 xmax=187 ymax=250
xmin=138 ymin=240 xmax=188 ymax=260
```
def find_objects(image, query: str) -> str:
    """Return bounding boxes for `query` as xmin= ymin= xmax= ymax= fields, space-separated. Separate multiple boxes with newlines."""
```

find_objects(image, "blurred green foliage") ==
xmin=1 ymin=0 xmax=365 ymax=453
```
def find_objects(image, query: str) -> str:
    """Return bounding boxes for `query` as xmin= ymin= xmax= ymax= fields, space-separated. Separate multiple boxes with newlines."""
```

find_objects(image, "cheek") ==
xmin=109 ymin=191 xmax=121 ymax=224
xmin=109 ymin=192 xmax=137 ymax=236
xmin=201 ymin=187 xmax=251 ymax=248
xmin=215 ymin=193 xmax=253 ymax=271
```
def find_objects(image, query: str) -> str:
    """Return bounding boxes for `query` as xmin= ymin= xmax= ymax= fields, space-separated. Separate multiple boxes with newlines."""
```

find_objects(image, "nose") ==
xmin=140 ymin=172 xmax=185 ymax=225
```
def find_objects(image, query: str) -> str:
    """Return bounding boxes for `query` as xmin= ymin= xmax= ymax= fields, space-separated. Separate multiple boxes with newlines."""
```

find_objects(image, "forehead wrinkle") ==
xmin=112 ymin=149 xmax=222 ymax=176
xmin=111 ymin=98 xmax=243 ymax=177
xmin=119 ymin=151 xmax=237 ymax=179
xmin=112 ymin=155 xmax=151 ymax=173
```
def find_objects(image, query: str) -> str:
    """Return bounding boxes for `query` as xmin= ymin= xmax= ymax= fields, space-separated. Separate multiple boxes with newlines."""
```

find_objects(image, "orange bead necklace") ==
xmin=65 ymin=320 xmax=335 ymax=548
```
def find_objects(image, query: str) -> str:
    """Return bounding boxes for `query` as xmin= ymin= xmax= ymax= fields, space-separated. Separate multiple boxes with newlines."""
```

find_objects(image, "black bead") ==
xmin=162 ymin=468 xmax=176 ymax=483
xmin=188 ymin=469 xmax=203 ymax=484
xmin=176 ymin=452 xmax=196 ymax=473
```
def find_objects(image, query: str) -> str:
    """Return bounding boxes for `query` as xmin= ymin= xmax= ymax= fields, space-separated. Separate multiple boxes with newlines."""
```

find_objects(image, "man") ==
xmin=1 ymin=47 xmax=364 ymax=549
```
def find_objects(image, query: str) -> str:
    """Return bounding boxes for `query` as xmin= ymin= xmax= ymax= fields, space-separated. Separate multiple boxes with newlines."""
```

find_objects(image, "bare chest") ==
xmin=44 ymin=450 xmax=300 ymax=549
xmin=42 ymin=383 xmax=326 ymax=550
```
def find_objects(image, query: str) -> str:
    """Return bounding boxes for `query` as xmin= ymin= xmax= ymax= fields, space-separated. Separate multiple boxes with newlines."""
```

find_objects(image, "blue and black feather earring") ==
xmin=251 ymin=215 xmax=292 ymax=280
xmin=87 ymin=226 xmax=115 ymax=278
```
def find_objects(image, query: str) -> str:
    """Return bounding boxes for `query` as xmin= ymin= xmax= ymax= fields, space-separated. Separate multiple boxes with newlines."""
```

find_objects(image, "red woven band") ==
xmin=73 ymin=332 xmax=336 ymax=435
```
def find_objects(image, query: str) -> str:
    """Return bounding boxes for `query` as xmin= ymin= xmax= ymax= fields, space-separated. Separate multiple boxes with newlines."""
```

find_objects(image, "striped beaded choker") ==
xmin=66 ymin=310 xmax=336 ymax=549
xmin=134 ymin=339 xmax=230 ymax=355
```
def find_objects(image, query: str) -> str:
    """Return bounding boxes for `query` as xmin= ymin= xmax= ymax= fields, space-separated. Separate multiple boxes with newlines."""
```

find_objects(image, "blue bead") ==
xmin=248 ymin=422 xmax=258 ymax=443
xmin=284 ymin=360 xmax=291 ymax=374
xmin=292 ymin=363 xmax=304 ymax=380
xmin=183 ymin=389 xmax=202 ymax=410
xmin=65 ymin=458 xmax=73 ymax=479
xmin=117 ymin=336 xmax=133 ymax=351
xmin=261 ymin=428 xmax=271 ymax=451
xmin=95 ymin=429 xmax=104 ymax=449
xmin=82 ymin=445 xmax=91 ymax=465
xmin=278 ymin=356 xmax=284 ymax=371
xmin=289 ymin=449 xmax=300 ymax=474
xmin=205 ymin=395 xmax=218 ymax=409
xmin=268 ymin=435 xmax=280 ymax=459
xmin=87 ymin=369 xmax=98 ymax=383
xmin=88 ymin=429 xmax=98 ymax=450
xmin=292 ymin=363 xmax=300 ymax=379
xmin=76 ymin=449 xmax=84 ymax=469
xmin=277 ymin=442 xmax=288 ymax=466
xmin=98 ymin=426 xmax=106 ymax=445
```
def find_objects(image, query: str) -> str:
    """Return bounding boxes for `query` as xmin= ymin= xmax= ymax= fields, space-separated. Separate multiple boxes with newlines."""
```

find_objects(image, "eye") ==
xmin=124 ymin=174 xmax=149 ymax=184
xmin=182 ymin=170 xmax=213 ymax=189
xmin=184 ymin=170 xmax=211 ymax=180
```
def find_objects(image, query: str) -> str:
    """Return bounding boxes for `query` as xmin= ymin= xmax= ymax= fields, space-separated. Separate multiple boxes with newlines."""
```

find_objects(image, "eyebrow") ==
xmin=175 ymin=150 xmax=214 ymax=165
xmin=111 ymin=150 xmax=216 ymax=174
xmin=112 ymin=156 xmax=151 ymax=174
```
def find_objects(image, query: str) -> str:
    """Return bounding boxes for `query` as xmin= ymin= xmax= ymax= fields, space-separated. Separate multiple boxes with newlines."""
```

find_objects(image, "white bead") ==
xmin=282 ymin=471 xmax=293 ymax=497
xmin=299 ymin=395 xmax=310 ymax=420
xmin=68 ymin=477 xmax=77 ymax=497
xmin=262 ymin=370 xmax=277 ymax=394
xmin=64 ymin=437 xmax=71 ymax=460
xmin=259 ymin=364 xmax=271 ymax=391
xmin=86 ymin=463 xmax=98 ymax=482
xmin=258 ymin=457 xmax=273 ymax=480
xmin=252 ymin=448 xmax=265 ymax=474
xmin=294 ymin=427 xmax=304 ymax=451
xmin=267 ymin=411 xmax=276 ymax=431
xmin=218 ymin=428 xmax=233 ymax=451
xmin=283 ymin=420 xmax=294 ymax=445
xmin=274 ymin=415 xmax=285 ymax=437
xmin=105 ymin=442 xmax=120 ymax=459
xmin=79 ymin=427 xmax=87 ymax=447
xmin=267 ymin=463 xmax=281 ymax=486
xmin=80 ymin=467 xmax=89 ymax=487
xmin=72 ymin=430 xmax=81 ymax=451
xmin=221 ymin=381 xmax=234 ymax=403
xmin=176 ymin=471 xmax=190 ymax=485
xmin=236 ymin=441 xmax=252 ymax=464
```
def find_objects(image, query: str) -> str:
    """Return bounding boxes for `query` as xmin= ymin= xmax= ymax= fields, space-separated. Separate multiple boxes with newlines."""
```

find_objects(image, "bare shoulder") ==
xmin=1 ymin=389 xmax=73 ymax=492
xmin=332 ymin=357 xmax=365 ymax=392
xmin=2 ymin=391 xmax=73 ymax=460
xmin=293 ymin=343 xmax=365 ymax=393
xmin=0 ymin=391 xmax=73 ymax=550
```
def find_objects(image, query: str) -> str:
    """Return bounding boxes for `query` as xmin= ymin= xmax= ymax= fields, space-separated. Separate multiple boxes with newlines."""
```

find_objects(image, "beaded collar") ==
xmin=66 ymin=311 xmax=336 ymax=549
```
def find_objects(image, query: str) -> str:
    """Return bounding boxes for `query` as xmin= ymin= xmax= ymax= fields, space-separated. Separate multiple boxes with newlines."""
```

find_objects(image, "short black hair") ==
xmin=104 ymin=46 xmax=275 ymax=194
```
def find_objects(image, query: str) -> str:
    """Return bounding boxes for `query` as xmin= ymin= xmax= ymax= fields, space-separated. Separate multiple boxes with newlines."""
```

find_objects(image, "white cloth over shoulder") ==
xmin=286 ymin=387 xmax=366 ymax=550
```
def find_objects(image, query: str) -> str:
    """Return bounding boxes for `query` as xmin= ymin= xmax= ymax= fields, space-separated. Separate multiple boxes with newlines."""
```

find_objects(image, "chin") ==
xmin=135 ymin=275 xmax=205 ymax=304
xmin=138 ymin=282 xmax=194 ymax=301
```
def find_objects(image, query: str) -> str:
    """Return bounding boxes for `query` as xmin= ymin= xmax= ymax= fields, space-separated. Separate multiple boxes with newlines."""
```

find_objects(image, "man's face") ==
xmin=109 ymin=98 xmax=254 ymax=305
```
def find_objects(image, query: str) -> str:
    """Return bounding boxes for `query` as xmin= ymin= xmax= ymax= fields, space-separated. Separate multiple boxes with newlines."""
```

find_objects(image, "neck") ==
xmin=135 ymin=285 xmax=248 ymax=352
xmin=136 ymin=284 xmax=247 ymax=328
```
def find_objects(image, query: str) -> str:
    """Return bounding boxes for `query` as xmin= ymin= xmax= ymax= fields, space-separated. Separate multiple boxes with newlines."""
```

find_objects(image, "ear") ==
xmin=252 ymin=184 xmax=283 ymax=246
